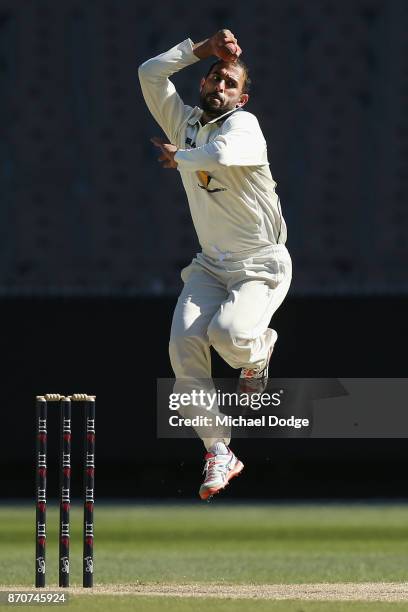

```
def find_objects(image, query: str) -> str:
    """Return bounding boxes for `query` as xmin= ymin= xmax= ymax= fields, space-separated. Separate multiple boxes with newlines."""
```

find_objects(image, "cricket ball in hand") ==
xmin=217 ymin=42 xmax=242 ymax=62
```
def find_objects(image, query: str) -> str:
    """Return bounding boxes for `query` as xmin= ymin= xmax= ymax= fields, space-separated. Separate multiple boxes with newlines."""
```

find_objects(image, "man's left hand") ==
xmin=150 ymin=137 xmax=178 ymax=169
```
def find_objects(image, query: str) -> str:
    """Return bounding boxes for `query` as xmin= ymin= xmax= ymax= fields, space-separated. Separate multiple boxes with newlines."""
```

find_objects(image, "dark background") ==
xmin=1 ymin=0 xmax=407 ymax=499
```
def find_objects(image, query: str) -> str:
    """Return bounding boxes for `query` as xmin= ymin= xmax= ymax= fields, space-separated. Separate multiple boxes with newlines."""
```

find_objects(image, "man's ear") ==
xmin=199 ymin=77 xmax=206 ymax=92
xmin=236 ymin=93 xmax=249 ymax=108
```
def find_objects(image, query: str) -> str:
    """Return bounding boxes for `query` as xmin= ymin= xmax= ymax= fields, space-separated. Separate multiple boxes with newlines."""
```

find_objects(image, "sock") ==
xmin=209 ymin=441 xmax=229 ymax=455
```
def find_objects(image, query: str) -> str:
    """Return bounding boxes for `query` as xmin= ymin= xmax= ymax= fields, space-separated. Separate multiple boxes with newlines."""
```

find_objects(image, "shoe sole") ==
xmin=199 ymin=460 xmax=244 ymax=500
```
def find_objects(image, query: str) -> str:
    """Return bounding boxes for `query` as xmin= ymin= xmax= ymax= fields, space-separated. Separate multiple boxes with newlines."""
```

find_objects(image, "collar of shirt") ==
xmin=187 ymin=106 xmax=240 ymax=127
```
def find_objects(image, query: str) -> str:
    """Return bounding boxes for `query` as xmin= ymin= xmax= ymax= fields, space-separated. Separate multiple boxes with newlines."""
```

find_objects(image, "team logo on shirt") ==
xmin=196 ymin=171 xmax=227 ymax=193
xmin=185 ymin=137 xmax=227 ymax=194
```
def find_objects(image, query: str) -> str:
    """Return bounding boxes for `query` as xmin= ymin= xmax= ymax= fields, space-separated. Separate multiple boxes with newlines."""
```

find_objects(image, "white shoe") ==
xmin=239 ymin=328 xmax=278 ymax=390
xmin=199 ymin=448 xmax=244 ymax=500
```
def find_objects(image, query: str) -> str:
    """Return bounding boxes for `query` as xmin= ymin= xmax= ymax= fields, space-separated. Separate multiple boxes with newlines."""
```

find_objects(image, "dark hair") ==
xmin=205 ymin=58 xmax=252 ymax=95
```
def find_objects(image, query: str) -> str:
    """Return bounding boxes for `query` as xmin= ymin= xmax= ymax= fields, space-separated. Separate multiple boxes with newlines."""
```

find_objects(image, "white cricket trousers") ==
xmin=169 ymin=245 xmax=292 ymax=449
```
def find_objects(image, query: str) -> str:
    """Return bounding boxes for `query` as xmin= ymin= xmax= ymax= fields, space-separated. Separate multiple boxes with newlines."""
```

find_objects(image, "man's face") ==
xmin=199 ymin=62 xmax=248 ymax=119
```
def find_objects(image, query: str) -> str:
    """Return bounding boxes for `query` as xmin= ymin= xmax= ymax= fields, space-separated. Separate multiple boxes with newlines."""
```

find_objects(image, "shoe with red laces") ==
xmin=239 ymin=328 xmax=278 ymax=393
xmin=199 ymin=448 xmax=244 ymax=500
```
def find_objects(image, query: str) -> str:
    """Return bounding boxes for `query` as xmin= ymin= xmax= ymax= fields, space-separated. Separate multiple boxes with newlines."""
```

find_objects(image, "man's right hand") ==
xmin=210 ymin=30 xmax=242 ymax=61
xmin=193 ymin=30 xmax=242 ymax=62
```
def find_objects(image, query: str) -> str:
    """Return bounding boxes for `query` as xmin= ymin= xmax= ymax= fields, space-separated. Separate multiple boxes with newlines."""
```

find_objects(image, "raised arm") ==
xmin=138 ymin=31 xmax=242 ymax=145
xmin=138 ymin=39 xmax=200 ymax=144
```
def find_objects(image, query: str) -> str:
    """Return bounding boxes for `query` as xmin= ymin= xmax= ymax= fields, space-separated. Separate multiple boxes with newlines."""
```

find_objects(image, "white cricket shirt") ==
xmin=138 ymin=38 xmax=287 ymax=259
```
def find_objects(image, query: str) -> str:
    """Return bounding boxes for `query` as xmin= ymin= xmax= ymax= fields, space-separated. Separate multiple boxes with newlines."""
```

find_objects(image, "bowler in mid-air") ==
xmin=139 ymin=28 xmax=292 ymax=499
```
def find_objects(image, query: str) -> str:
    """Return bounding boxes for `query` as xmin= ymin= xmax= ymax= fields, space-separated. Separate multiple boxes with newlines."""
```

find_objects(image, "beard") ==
xmin=199 ymin=91 xmax=234 ymax=119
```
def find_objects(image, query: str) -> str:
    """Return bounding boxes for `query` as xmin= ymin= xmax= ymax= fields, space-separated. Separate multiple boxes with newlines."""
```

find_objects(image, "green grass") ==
xmin=1 ymin=503 xmax=408 ymax=611
xmin=48 ymin=598 xmax=408 ymax=612
xmin=2 ymin=504 xmax=408 ymax=585
xmin=2 ymin=595 xmax=408 ymax=612
xmin=2 ymin=597 xmax=408 ymax=612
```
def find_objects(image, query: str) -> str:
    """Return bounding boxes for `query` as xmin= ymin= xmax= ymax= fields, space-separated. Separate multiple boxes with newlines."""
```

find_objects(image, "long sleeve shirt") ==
xmin=138 ymin=38 xmax=287 ymax=259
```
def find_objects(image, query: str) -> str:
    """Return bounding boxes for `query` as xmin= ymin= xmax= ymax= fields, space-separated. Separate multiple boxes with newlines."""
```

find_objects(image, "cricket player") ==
xmin=139 ymin=29 xmax=292 ymax=500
